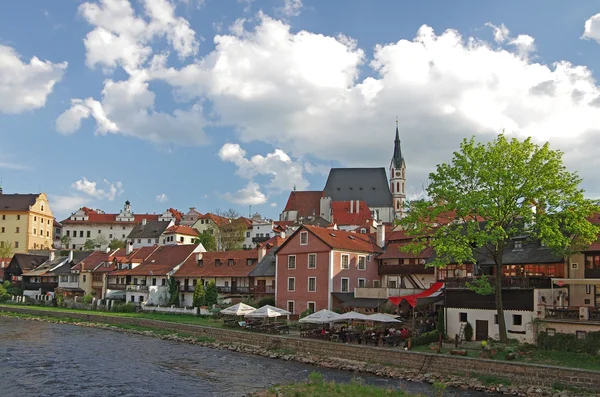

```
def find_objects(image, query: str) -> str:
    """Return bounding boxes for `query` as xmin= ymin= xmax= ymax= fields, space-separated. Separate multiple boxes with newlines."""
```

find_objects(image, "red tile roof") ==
xmin=387 ymin=229 xmax=412 ymax=242
xmin=377 ymin=243 xmax=434 ymax=260
xmin=166 ymin=208 xmax=184 ymax=223
xmin=71 ymin=251 xmax=112 ymax=271
xmin=300 ymin=225 xmax=381 ymax=253
xmin=199 ymin=213 xmax=230 ymax=227
xmin=61 ymin=213 xmax=160 ymax=225
xmin=331 ymin=200 xmax=372 ymax=226
xmin=0 ymin=257 xmax=12 ymax=268
xmin=164 ymin=225 xmax=200 ymax=237
xmin=174 ymin=250 xmax=259 ymax=278
xmin=117 ymin=244 xmax=198 ymax=276
xmin=259 ymin=235 xmax=287 ymax=249
xmin=283 ymin=191 xmax=323 ymax=217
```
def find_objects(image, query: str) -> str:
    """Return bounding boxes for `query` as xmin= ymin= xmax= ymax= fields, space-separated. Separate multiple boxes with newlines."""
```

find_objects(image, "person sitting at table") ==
xmin=339 ymin=326 xmax=348 ymax=343
xmin=400 ymin=327 xmax=410 ymax=339
xmin=320 ymin=328 xmax=327 ymax=337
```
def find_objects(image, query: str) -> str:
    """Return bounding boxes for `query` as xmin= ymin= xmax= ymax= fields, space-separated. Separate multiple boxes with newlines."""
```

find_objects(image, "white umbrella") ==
xmin=220 ymin=302 xmax=256 ymax=316
xmin=299 ymin=309 xmax=341 ymax=324
xmin=245 ymin=305 xmax=291 ymax=318
xmin=368 ymin=313 xmax=403 ymax=323
xmin=334 ymin=311 xmax=372 ymax=322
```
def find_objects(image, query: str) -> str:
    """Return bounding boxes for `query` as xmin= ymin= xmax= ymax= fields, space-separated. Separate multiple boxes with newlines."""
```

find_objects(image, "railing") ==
xmin=179 ymin=285 xmax=195 ymax=292
xmin=544 ymin=306 xmax=600 ymax=321
xmin=216 ymin=286 xmax=275 ymax=294
xmin=379 ymin=264 xmax=435 ymax=275
xmin=444 ymin=276 xmax=551 ymax=289
xmin=107 ymin=283 xmax=126 ymax=290
xmin=22 ymin=282 xmax=58 ymax=291
xmin=126 ymin=284 xmax=148 ymax=292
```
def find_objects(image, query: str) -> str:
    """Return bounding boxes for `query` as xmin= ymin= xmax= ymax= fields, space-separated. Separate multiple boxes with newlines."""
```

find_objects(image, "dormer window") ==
xmin=215 ymin=259 xmax=221 ymax=266
xmin=514 ymin=241 xmax=522 ymax=250
xmin=198 ymin=259 xmax=204 ymax=266
xmin=247 ymin=259 xmax=253 ymax=266
xmin=228 ymin=259 xmax=234 ymax=266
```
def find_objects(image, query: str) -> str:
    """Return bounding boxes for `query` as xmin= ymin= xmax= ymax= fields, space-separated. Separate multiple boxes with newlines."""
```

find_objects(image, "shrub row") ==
xmin=411 ymin=329 xmax=440 ymax=346
xmin=537 ymin=330 xmax=600 ymax=354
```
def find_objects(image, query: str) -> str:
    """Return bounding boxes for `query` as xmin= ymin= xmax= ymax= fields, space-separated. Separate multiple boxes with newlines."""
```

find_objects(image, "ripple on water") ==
xmin=0 ymin=317 xmax=496 ymax=397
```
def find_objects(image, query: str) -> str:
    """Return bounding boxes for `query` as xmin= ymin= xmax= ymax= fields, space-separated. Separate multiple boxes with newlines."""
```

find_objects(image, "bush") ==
xmin=112 ymin=302 xmax=137 ymax=313
xmin=258 ymin=296 xmax=275 ymax=307
xmin=464 ymin=322 xmax=473 ymax=341
xmin=412 ymin=329 xmax=440 ymax=346
xmin=82 ymin=294 xmax=93 ymax=304
xmin=538 ymin=331 xmax=600 ymax=354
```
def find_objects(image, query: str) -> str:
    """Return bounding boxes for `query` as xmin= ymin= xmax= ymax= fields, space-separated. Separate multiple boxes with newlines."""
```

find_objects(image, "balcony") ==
xmin=107 ymin=283 xmax=126 ymax=290
xmin=22 ymin=282 xmax=58 ymax=292
xmin=126 ymin=284 xmax=148 ymax=292
xmin=585 ymin=269 xmax=600 ymax=279
xmin=379 ymin=264 xmax=435 ymax=275
xmin=179 ymin=285 xmax=195 ymax=292
xmin=544 ymin=306 xmax=600 ymax=322
xmin=216 ymin=286 xmax=275 ymax=294
xmin=252 ymin=236 xmax=270 ymax=243
xmin=444 ymin=276 xmax=552 ymax=290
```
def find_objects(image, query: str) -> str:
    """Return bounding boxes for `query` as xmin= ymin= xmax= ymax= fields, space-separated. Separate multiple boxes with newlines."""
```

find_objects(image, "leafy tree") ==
xmin=400 ymin=134 xmax=600 ymax=343
xmin=464 ymin=322 xmax=473 ymax=342
xmin=204 ymin=281 xmax=218 ymax=307
xmin=94 ymin=234 xmax=109 ymax=248
xmin=60 ymin=235 xmax=71 ymax=249
xmin=212 ymin=209 xmax=248 ymax=251
xmin=167 ymin=277 xmax=180 ymax=306
xmin=194 ymin=231 xmax=217 ymax=251
xmin=0 ymin=281 xmax=12 ymax=302
xmin=83 ymin=239 xmax=96 ymax=250
xmin=192 ymin=280 xmax=206 ymax=307
xmin=0 ymin=241 xmax=13 ymax=258
xmin=109 ymin=239 xmax=126 ymax=250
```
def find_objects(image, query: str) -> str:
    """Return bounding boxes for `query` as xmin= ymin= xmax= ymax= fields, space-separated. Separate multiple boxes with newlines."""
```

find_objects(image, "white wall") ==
xmin=369 ymin=206 xmax=394 ymax=223
xmin=65 ymin=223 xmax=134 ymax=250
xmin=446 ymin=308 xmax=535 ymax=344
xmin=141 ymin=303 xmax=198 ymax=315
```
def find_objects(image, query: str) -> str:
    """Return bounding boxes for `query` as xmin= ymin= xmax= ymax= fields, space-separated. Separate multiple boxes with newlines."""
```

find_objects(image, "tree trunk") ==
xmin=495 ymin=260 xmax=508 ymax=343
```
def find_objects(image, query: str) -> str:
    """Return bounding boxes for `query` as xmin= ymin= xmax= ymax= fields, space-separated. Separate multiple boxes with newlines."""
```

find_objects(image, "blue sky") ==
xmin=1 ymin=0 xmax=599 ymax=221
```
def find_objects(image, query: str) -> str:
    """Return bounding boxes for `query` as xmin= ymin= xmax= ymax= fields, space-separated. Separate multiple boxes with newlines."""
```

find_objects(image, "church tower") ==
xmin=389 ymin=119 xmax=406 ymax=219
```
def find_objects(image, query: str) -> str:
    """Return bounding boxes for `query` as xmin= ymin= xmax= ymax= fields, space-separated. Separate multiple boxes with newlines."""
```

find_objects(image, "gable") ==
xmin=277 ymin=228 xmax=331 ymax=255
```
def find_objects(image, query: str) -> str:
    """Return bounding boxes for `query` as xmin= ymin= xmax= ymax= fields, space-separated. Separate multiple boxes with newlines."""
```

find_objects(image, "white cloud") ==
xmin=304 ymin=161 xmax=330 ymax=176
xmin=485 ymin=22 xmax=510 ymax=43
xmin=582 ymin=13 xmax=600 ymax=43
xmin=0 ymin=45 xmax=67 ymax=113
xmin=218 ymin=142 xmax=309 ymax=193
xmin=49 ymin=195 xmax=89 ymax=214
xmin=72 ymin=177 xmax=124 ymax=201
xmin=279 ymin=0 xmax=303 ymax=17
xmin=156 ymin=193 xmax=169 ymax=202
xmin=223 ymin=182 xmax=267 ymax=205
xmin=509 ymin=34 xmax=536 ymax=59
xmin=270 ymin=202 xmax=277 ymax=208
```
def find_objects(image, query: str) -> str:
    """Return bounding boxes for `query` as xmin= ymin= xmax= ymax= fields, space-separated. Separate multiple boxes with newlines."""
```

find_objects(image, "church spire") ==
xmin=392 ymin=117 xmax=404 ymax=169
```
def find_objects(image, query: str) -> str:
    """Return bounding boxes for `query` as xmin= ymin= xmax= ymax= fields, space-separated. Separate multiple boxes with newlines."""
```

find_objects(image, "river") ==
xmin=0 ymin=317 xmax=493 ymax=397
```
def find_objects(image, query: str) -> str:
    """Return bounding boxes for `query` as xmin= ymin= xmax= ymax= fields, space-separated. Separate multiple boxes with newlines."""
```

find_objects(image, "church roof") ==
xmin=0 ymin=193 xmax=39 ymax=211
xmin=391 ymin=123 xmax=404 ymax=170
xmin=283 ymin=190 xmax=322 ymax=217
xmin=323 ymin=168 xmax=392 ymax=208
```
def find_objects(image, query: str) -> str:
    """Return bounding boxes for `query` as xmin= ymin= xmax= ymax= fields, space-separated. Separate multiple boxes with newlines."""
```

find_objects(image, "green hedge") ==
xmin=538 ymin=331 xmax=600 ymax=354
xmin=412 ymin=329 xmax=440 ymax=346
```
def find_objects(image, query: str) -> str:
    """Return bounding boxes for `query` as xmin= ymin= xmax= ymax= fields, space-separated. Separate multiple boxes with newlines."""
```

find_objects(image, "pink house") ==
xmin=275 ymin=225 xmax=382 ymax=315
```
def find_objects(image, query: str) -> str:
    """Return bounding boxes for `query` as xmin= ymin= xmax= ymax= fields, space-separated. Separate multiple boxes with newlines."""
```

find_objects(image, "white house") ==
xmin=162 ymin=225 xmax=199 ymax=245
xmin=127 ymin=219 xmax=174 ymax=249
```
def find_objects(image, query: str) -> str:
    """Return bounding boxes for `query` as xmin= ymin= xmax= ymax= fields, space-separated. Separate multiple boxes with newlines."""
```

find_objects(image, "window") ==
xmin=572 ymin=263 xmax=579 ymax=269
xmin=109 ymin=234 xmax=113 ymax=239
xmin=228 ymin=259 xmax=234 ymax=266
xmin=300 ymin=231 xmax=308 ymax=245
xmin=585 ymin=299 xmax=591 ymax=304
xmin=373 ymin=280 xmax=380 ymax=287
xmin=66 ymin=230 xmax=70 ymax=237
xmin=341 ymin=254 xmax=349 ymax=269
xmin=1 ymin=227 xmax=4 ymax=233
xmin=138 ymin=296 xmax=143 ymax=302
xmin=152 ymin=278 xmax=157 ymax=286
xmin=1 ymin=215 xmax=4 ymax=220
xmin=287 ymin=301 xmax=295 ymax=314
xmin=459 ymin=312 xmax=467 ymax=322
xmin=180 ymin=237 xmax=184 ymax=243
xmin=83 ymin=275 xmax=87 ymax=282
xmin=137 ymin=239 xmax=141 ymax=244
xmin=72 ymin=244 xmax=75 ymax=249
xmin=358 ymin=278 xmax=366 ymax=288
xmin=15 ymin=227 xmax=19 ymax=233
xmin=246 ymin=231 xmax=250 ymax=238
xmin=512 ymin=314 xmax=523 ymax=326
xmin=215 ymin=259 xmax=221 ymax=266
xmin=287 ymin=255 xmax=296 ymax=269
xmin=60 ymin=275 xmax=68 ymax=282
xmin=40 ymin=230 xmax=43 ymax=236
xmin=0 ymin=242 xmax=3 ymax=248
xmin=308 ymin=277 xmax=316 ymax=292
xmin=98 ymin=230 xmax=101 ymax=234
xmin=79 ymin=231 xmax=83 ymax=238
xmin=155 ymin=239 xmax=159 ymax=244
xmin=494 ymin=315 xmax=498 ymax=324
xmin=198 ymin=259 xmax=204 ymax=266
xmin=86 ymin=231 xmax=91 ymax=238
xmin=288 ymin=277 xmax=295 ymax=291
xmin=576 ymin=330 xmax=586 ymax=340
xmin=247 ymin=259 xmax=253 ymax=266
xmin=308 ymin=253 xmax=316 ymax=269
xmin=358 ymin=256 xmax=366 ymax=270
xmin=14 ymin=242 xmax=18 ymax=248
xmin=546 ymin=328 xmax=556 ymax=337
xmin=46 ymin=231 xmax=49 ymax=237
xmin=307 ymin=301 xmax=316 ymax=313
xmin=148 ymin=239 xmax=152 ymax=244
xmin=161 ymin=279 xmax=166 ymax=286
xmin=131 ymin=296 xmax=135 ymax=303
xmin=34 ymin=228 xmax=37 ymax=235
xmin=34 ymin=216 xmax=37 ymax=221
xmin=514 ymin=240 xmax=522 ymax=249
xmin=16 ymin=215 xmax=20 ymax=220
xmin=388 ymin=280 xmax=397 ymax=288
xmin=341 ymin=278 xmax=349 ymax=292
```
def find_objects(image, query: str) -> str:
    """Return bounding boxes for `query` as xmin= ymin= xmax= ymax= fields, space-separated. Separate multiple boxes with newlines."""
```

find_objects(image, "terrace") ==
xmin=443 ymin=276 xmax=552 ymax=289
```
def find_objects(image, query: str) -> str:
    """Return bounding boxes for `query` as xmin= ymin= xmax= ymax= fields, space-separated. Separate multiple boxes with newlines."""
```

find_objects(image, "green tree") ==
xmin=204 ymin=281 xmax=218 ymax=307
xmin=0 ymin=241 xmax=13 ymax=258
xmin=400 ymin=134 xmax=600 ymax=343
xmin=213 ymin=209 xmax=248 ymax=251
xmin=167 ymin=277 xmax=180 ymax=306
xmin=192 ymin=281 xmax=206 ymax=307
xmin=0 ymin=281 xmax=11 ymax=302
xmin=108 ymin=239 xmax=126 ymax=250
xmin=83 ymin=239 xmax=96 ymax=250
xmin=464 ymin=322 xmax=473 ymax=342
xmin=194 ymin=231 xmax=217 ymax=251
xmin=60 ymin=235 xmax=71 ymax=249
xmin=93 ymin=234 xmax=109 ymax=248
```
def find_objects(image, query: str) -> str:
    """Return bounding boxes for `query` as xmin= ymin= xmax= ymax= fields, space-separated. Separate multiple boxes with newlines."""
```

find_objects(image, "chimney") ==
xmin=356 ymin=200 xmax=360 ymax=214
xmin=105 ymin=247 xmax=111 ymax=253
xmin=350 ymin=200 xmax=354 ymax=214
xmin=258 ymin=246 xmax=267 ymax=262
xmin=142 ymin=218 xmax=147 ymax=226
xmin=279 ymin=231 xmax=286 ymax=239
xmin=49 ymin=250 xmax=55 ymax=261
xmin=376 ymin=221 xmax=386 ymax=248
xmin=68 ymin=250 xmax=74 ymax=262
xmin=126 ymin=241 xmax=133 ymax=255
xmin=195 ymin=252 xmax=203 ymax=262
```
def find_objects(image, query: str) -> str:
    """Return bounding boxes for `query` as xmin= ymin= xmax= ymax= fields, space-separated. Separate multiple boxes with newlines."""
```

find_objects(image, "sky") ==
xmin=1 ymin=0 xmax=600 ymax=222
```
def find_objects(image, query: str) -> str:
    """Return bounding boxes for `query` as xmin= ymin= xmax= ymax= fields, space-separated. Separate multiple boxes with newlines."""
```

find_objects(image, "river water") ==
xmin=0 ymin=317 xmax=492 ymax=397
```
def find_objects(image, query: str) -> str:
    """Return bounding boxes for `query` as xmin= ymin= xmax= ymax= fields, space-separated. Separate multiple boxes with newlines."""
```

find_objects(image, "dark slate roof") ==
xmin=391 ymin=124 xmax=404 ymax=170
xmin=127 ymin=220 xmax=172 ymax=239
xmin=0 ymin=194 xmax=38 ymax=211
xmin=248 ymin=248 xmax=276 ymax=277
xmin=323 ymin=168 xmax=392 ymax=208
xmin=477 ymin=239 xmax=564 ymax=266
xmin=9 ymin=254 xmax=48 ymax=272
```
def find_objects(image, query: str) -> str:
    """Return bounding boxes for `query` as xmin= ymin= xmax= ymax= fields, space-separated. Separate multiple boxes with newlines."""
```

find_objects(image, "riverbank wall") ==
xmin=1 ymin=305 xmax=598 ymax=394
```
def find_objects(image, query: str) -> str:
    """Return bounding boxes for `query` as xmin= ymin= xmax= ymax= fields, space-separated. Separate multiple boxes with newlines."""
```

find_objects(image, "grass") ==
xmin=472 ymin=374 xmax=511 ymax=386
xmin=259 ymin=372 xmax=419 ymax=397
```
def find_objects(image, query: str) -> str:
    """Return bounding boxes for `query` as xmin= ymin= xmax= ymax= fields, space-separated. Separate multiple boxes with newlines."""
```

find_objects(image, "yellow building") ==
xmin=0 ymin=190 xmax=55 ymax=254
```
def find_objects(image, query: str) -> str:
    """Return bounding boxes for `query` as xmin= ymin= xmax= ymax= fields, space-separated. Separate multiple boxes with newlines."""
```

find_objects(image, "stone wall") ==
xmin=2 ymin=306 xmax=599 ymax=392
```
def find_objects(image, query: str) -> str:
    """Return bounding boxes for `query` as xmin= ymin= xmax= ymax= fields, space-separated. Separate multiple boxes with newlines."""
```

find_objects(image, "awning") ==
xmin=551 ymin=278 xmax=600 ymax=286
xmin=388 ymin=282 xmax=444 ymax=307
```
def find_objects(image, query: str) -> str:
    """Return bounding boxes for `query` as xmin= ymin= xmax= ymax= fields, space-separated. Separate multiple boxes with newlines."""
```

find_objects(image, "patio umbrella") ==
xmin=245 ymin=305 xmax=291 ymax=318
xmin=368 ymin=313 xmax=403 ymax=323
xmin=299 ymin=309 xmax=341 ymax=324
xmin=334 ymin=311 xmax=372 ymax=322
xmin=220 ymin=303 xmax=257 ymax=316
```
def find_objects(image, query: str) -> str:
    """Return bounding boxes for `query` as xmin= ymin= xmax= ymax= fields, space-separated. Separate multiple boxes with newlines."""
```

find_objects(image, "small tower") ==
xmin=389 ymin=118 xmax=406 ymax=219
xmin=124 ymin=199 xmax=131 ymax=213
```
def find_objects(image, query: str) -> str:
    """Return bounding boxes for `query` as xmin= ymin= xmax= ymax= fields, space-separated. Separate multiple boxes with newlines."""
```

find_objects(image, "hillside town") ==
xmin=1 ymin=125 xmax=599 ymax=349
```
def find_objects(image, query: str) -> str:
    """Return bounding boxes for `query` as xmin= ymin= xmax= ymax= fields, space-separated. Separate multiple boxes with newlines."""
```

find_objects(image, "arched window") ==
xmin=396 ymin=200 xmax=400 ymax=209
xmin=401 ymin=183 xmax=404 ymax=193
xmin=396 ymin=182 xmax=399 ymax=192
xmin=391 ymin=183 xmax=394 ymax=193
xmin=402 ymin=168 xmax=405 ymax=179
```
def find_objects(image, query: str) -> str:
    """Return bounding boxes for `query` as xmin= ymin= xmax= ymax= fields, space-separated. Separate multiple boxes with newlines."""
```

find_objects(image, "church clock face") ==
xmin=395 ymin=172 xmax=400 ymax=177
